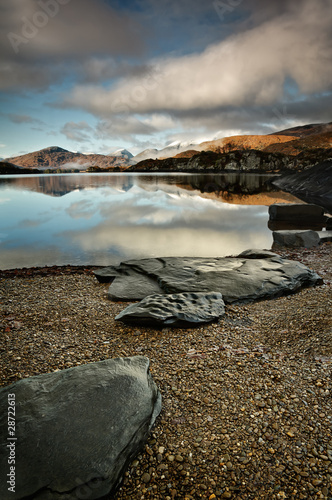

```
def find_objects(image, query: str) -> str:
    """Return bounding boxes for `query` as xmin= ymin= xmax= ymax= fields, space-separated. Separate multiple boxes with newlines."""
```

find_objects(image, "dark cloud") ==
xmin=0 ymin=0 xmax=147 ymax=91
xmin=61 ymin=0 xmax=332 ymax=118
xmin=6 ymin=113 xmax=43 ymax=124
xmin=96 ymin=117 xmax=156 ymax=140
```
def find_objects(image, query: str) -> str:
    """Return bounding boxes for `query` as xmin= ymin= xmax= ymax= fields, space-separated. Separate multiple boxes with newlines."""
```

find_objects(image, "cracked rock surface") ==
xmin=115 ymin=292 xmax=225 ymax=327
xmin=95 ymin=250 xmax=322 ymax=303
xmin=0 ymin=356 xmax=161 ymax=500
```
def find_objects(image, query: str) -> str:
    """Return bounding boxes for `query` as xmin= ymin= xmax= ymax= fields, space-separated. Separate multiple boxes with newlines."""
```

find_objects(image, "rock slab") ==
xmin=272 ymin=230 xmax=321 ymax=248
xmin=96 ymin=250 xmax=322 ymax=304
xmin=115 ymin=292 xmax=225 ymax=327
xmin=0 ymin=357 xmax=161 ymax=500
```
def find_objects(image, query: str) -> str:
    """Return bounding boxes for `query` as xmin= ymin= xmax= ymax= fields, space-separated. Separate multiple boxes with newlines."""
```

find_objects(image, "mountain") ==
xmin=109 ymin=148 xmax=134 ymax=159
xmin=132 ymin=148 xmax=159 ymax=162
xmin=132 ymin=141 xmax=200 ymax=163
xmin=4 ymin=147 xmax=131 ymax=171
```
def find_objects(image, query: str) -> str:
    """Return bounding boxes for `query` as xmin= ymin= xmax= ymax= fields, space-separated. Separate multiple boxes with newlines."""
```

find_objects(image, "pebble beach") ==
xmin=0 ymin=244 xmax=331 ymax=500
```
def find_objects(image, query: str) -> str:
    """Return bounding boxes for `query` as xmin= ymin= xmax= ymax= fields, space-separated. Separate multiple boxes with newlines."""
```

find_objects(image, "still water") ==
xmin=0 ymin=173 xmax=300 ymax=270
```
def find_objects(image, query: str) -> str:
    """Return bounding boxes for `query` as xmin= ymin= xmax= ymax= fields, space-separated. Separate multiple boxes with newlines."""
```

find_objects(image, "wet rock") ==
xmin=115 ymin=292 xmax=225 ymax=327
xmin=101 ymin=250 xmax=322 ymax=303
xmin=0 ymin=356 xmax=161 ymax=500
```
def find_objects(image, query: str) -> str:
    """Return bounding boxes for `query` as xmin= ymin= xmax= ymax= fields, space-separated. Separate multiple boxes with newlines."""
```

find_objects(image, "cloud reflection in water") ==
xmin=0 ymin=173 xmax=276 ymax=269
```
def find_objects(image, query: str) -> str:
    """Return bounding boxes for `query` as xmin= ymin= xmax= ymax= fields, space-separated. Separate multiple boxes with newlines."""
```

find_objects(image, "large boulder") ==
xmin=115 ymin=292 xmax=225 ymax=327
xmin=0 ymin=357 xmax=161 ymax=500
xmin=95 ymin=250 xmax=322 ymax=304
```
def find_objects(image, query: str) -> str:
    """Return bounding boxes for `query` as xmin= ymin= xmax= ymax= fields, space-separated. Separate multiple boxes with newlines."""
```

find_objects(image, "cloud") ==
xmin=61 ymin=121 xmax=93 ymax=143
xmin=95 ymin=117 xmax=156 ymax=141
xmin=0 ymin=0 xmax=147 ymax=91
xmin=6 ymin=113 xmax=43 ymax=125
xmin=61 ymin=0 xmax=332 ymax=117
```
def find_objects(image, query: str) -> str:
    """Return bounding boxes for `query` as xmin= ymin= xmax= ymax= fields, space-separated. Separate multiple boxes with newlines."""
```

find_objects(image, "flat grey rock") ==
xmin=317 ymin=230 xmax=332 ymax=243
xmin=115 ymin=292 xmax=225 ymax=326
xmin=272 ymin=230 xmax=321 ymax=248
xmin=0 ymin=357 xmax=161 ymax=500
xmin=103 ymin=250 xmax=322 ymax=304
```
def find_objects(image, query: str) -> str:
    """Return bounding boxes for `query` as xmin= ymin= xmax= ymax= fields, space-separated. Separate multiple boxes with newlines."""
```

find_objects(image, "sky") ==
xmin=1 ymin=0 xmax=332 ymax=158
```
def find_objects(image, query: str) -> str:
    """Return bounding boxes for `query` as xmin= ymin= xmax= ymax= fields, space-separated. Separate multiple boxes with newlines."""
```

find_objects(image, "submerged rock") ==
xmin=96 ymin=250 xmax=322 ymax=304
xmin=0 ymin=357 xmax=161 ymax=500
xmin=115 ymin=291 xmax=225 ymax=327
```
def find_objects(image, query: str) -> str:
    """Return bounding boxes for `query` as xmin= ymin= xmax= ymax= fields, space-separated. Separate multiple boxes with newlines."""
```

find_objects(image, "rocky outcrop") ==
xmin=128 ymin=150 xmax=295 ymax=173
xmin=273 ymin=160 xmax=332 ymax=213
xmin=115 ymin=292 xmax=225 ymax=327
xmin=0 ymin=357 xmax=161 ymax=500
xmin=95 ymin=250 xmax=322 ymax=304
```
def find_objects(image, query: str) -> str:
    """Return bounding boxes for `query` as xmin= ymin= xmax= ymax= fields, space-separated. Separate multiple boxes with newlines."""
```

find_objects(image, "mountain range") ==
xmin=2 ymin=122 xmax=331 ymax=172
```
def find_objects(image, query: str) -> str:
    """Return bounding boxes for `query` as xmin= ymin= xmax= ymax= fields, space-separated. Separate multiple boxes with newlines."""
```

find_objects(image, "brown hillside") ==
xmin=264 ymin=131 xmax=332 ymax=155
xmin=174 ymin=149 xmax=199 ymax=159
xmin=198 ymin=134 xmax=297 ymax=153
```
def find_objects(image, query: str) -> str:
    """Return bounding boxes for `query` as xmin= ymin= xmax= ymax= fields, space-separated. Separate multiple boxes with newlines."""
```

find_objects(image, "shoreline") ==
xmin=1 ymin=244 xmax=331 ymax=499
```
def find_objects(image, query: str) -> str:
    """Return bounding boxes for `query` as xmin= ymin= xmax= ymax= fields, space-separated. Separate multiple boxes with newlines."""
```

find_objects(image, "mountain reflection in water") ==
xmin=0 ymin=173 xmax=302 ymax=270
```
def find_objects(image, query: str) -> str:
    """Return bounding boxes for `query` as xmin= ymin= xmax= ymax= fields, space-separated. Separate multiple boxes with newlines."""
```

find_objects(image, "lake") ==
xmin=0 ymin=172 xmax=301 ymax=270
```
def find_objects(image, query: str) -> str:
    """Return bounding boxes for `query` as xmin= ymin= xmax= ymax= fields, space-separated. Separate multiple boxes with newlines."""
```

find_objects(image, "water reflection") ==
xmin=0 ymin=173 xmax=302 ymax=270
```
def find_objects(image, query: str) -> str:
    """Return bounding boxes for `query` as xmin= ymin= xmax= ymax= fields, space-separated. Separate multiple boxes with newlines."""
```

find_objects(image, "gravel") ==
xmin=0 ymin=244 xmax=331 ymax=500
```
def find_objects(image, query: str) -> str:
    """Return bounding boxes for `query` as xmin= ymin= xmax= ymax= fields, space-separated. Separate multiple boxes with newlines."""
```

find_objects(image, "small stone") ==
xmin=141 ymin=472 xmax=151 ymax=483
xmin=167 ymin=455 xmax=175 ymax=462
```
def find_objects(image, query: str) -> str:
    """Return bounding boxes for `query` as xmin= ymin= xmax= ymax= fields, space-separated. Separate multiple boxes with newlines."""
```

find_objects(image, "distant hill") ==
xmin=263 ymin=130 xmax=332 ymax=155
xmin=132 ymin=140 xmax=200 ymax=163
xmin=272 ymin=122 xmax=332 ymax=138
xmin=197 ymin=134 xmax=297 ymax=154
xmin=0 ymin=161 xmax=41 ymax=174
xmin=4 ymin=146 xmax=131 ymax=171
